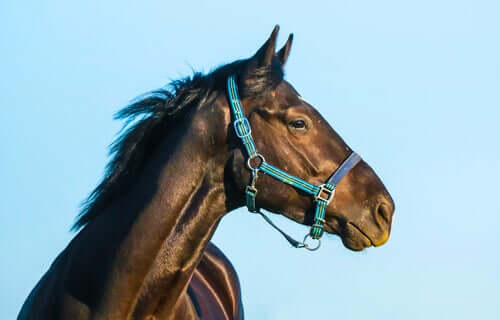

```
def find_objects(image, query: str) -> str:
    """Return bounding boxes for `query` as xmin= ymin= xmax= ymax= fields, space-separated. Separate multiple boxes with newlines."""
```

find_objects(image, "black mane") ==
xmin=73 ymin=57 xmax=284 ymax=230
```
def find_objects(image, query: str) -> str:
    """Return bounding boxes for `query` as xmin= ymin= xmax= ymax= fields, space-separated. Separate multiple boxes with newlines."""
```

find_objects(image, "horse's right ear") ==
xmin=250 ymin=25 xmax=280 ymax=67
xmin=277 ymin=33 xmax=293 ymax=66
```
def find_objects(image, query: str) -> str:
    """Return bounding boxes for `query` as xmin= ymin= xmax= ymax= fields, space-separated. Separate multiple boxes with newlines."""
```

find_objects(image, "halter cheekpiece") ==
xmin=227 ymin=75 xmax=361 ymax=251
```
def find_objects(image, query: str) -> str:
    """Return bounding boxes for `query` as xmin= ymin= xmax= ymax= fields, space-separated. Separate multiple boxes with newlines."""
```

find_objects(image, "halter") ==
xmin=227 ymin=75 xmax=361 ymax=251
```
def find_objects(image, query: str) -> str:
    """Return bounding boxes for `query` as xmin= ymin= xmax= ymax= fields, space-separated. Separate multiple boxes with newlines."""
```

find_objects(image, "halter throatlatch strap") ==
xmin=227 ymin=75 xmax=361 ymax=250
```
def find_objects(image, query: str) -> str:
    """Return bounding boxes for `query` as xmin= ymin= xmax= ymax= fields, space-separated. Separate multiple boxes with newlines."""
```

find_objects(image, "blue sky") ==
xmin=1 ymin=1 xmax=499 ymax=319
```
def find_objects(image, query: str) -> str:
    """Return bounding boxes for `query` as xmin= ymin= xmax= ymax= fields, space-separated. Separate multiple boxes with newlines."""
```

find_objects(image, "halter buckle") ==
xmin=233 ymin=118 xmax=252 ymax=138
xmin=315 ymin=184 xmax=335 ymax=204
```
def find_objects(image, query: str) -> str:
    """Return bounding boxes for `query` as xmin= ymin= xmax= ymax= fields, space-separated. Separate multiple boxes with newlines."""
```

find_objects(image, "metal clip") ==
xmin=245 ymin=169 xmax=259 ymax=213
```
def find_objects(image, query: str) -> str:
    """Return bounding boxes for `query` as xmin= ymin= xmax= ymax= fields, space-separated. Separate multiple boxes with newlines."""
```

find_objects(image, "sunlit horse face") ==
xmin=230 ymin=27 xmax=394 ymax=251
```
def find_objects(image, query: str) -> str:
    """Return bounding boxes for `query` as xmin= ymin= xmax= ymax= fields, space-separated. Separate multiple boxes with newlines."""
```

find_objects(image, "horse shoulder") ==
xmin=161 ymin=242 xmax=244 ymax=320
xmin=193 ymin=242 xmax=244 ymax=320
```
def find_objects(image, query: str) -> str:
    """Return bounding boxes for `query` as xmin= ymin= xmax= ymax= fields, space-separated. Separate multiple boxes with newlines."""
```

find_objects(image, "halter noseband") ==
xmin=227 ymin=75 xmax=361 ymax=250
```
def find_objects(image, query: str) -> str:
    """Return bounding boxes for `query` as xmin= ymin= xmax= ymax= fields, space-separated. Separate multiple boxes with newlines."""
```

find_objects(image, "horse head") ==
xmin=225 ymin=26 xmax=394 ymax=251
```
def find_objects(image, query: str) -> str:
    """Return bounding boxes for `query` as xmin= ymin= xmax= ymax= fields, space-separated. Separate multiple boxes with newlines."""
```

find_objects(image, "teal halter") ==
xmin=227 ymin=75 xmax=361 ymax=250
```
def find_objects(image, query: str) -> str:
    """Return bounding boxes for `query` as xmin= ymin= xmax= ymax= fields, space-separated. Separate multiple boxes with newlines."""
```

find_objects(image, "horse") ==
xmin=18 ymin=26 xmax=394 ymax=320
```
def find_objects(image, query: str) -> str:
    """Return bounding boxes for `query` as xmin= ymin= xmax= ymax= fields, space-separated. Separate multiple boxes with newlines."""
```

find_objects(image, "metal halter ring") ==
xmin=302 ymin=234 xmax=321 ymax=251
xmin=247 ymin=154 xmax=265 ymax=171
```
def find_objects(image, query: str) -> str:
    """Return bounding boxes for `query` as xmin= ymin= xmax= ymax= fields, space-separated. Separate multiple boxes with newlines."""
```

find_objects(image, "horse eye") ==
xmin=289 ymin=119 xmax=307 ymax=130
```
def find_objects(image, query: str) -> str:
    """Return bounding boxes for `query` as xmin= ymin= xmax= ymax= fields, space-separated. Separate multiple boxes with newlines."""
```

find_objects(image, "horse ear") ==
xmin=277 ymin=33 xmax=293 ymax=66
xmin=251 ymin=25 xmax=280 ymax=67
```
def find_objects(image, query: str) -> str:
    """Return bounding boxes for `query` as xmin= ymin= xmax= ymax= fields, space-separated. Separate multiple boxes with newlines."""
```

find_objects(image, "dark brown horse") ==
xmin=18 ymin=26 xmax=394 ymax=320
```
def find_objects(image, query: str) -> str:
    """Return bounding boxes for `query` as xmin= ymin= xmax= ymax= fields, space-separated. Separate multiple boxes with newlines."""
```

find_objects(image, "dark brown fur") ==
xmin=19 ymin=26 xmax=394 ymax=319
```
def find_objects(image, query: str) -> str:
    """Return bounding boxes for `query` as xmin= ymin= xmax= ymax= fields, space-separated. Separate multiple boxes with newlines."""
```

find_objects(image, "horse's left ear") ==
xmin=277 ymin=33 xmax=293 ymax=66
xmin=251 ymin=25 xmax=280 ymax=67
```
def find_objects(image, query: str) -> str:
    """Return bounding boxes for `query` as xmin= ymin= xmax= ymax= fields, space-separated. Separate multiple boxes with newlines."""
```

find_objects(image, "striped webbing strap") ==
xmin=227 ymin=75 xmax=361 ymax=244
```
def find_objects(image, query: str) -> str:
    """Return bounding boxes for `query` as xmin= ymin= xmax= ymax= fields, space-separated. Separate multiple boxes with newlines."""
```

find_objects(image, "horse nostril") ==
xmin=376 ymin=202 xmax=394 ymax=224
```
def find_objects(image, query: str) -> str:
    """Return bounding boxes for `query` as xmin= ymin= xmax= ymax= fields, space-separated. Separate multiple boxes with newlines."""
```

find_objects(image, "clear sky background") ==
xmin=1 ymin=1 xmax=499 ymax=319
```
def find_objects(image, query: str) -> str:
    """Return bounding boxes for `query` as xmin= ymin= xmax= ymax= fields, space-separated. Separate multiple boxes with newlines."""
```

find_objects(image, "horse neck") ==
xmin=86 ymin=100 xmax=236 ymax=317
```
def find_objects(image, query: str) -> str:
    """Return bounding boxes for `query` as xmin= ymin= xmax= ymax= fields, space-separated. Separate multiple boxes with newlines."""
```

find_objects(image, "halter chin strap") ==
xmin=227 ymin=75 xmax=361 ymax=250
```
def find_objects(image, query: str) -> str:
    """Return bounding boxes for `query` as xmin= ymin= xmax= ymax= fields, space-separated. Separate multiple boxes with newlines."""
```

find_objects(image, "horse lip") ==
xmin=324 ymin=219 xmax=374 ymax=249
xmin=346 ymin=222 xmax=373 ymax=247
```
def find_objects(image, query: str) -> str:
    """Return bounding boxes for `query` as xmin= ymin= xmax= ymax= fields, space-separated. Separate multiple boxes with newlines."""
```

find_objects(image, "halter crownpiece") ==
xmin=227 ymin=75 xmax=361 ymax=251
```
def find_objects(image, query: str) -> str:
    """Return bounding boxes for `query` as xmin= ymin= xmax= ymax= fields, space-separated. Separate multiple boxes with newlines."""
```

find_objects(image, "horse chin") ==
xmin=325 ymin=220 xmax=373 ymax=251
xmin=341 ymin=222 xmax=374 ymax=251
